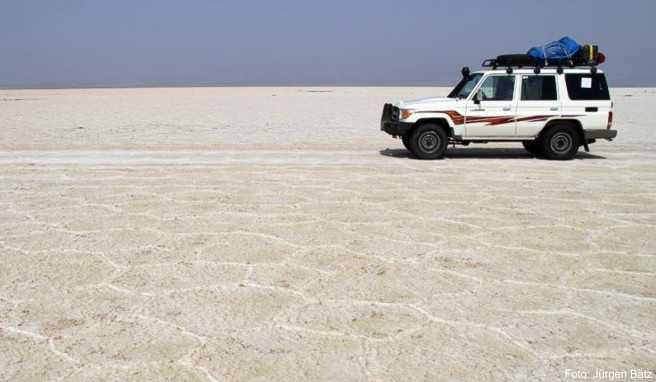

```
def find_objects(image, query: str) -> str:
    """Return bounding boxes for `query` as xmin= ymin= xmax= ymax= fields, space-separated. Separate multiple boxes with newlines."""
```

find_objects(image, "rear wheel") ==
xmin=541 ymin=126 xmax=580 ymax=160
xmin=401 ymin=135 xmax=412 ymax=151
xmin=409 ymin=124 xmax=448 ymax=160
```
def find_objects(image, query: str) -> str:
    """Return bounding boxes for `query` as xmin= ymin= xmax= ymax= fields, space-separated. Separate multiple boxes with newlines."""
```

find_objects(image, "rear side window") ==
xmin=521 ymin=76 xmax=557 ymax=101
xmin=565 ymin=73 xmax=610 ymax=100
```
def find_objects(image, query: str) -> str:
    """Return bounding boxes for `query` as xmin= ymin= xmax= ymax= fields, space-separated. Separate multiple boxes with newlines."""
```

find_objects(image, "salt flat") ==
xmin=1 ymin=87 xmax=655 ymax=381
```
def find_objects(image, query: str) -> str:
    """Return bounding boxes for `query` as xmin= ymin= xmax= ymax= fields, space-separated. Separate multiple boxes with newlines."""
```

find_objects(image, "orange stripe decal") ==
xmin=417 ymin=111 xmax=562 ymax=126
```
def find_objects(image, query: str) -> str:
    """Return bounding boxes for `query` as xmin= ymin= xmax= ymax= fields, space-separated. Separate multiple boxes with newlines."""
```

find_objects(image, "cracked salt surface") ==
xmin=0 ymin=87 xmax=655 ymax=381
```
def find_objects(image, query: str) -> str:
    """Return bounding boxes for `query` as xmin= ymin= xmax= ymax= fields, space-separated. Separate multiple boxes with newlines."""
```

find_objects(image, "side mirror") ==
xmin=473 ymin=91 xmax=481 ymax=105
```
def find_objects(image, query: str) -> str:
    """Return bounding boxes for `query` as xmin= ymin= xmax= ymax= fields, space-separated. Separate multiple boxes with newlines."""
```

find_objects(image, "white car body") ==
xmin=380 ymin=66 xmax=617 ymax=160
xmin=396 ymin=68 xmax=612 ymax=140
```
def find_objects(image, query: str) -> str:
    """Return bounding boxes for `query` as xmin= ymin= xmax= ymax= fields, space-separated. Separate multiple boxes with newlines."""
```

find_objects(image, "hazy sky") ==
xmin=1 ymin=0 xmax=654 ymax=87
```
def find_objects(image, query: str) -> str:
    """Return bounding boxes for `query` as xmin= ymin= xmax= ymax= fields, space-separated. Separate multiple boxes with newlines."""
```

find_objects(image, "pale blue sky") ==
xmin=1 ymin=0 xmax=654 ymax=87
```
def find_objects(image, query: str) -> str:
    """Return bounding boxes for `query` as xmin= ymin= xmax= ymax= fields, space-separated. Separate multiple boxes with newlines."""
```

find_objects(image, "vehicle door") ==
xmin=465 ymin=74 xmax=518 ymax=137
xmin=516 ymin=74 xmax=561 ymax=137
xmin=561 ymin=73 xmax=612 ymax=130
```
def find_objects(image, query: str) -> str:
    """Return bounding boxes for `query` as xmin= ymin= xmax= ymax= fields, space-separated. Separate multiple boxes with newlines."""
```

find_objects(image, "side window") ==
xmin=478 ymin=76 xmax=515 ymax=101
xmin=521 ymin=75 xmax=557 ymax=101
xmin=565 ymin=73 xmax=610 ymax=100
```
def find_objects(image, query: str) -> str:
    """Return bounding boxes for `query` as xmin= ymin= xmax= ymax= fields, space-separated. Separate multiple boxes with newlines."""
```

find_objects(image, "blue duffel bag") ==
xmin=528 ymin=36 xmax=582 ymax=66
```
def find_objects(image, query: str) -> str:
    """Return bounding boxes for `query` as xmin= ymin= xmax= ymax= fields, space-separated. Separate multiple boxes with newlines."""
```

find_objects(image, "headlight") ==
xmin=400 ymin=109 xmax=415 ymax=120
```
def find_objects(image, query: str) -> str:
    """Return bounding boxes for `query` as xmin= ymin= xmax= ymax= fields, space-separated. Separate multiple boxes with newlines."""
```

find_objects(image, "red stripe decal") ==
xmin=417 ymin=111 xmax=567 ymax=126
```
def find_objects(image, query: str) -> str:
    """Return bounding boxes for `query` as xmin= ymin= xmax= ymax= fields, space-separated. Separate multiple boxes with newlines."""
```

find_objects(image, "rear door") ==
xmin=561 ymin=73 xmax=612 ymax=130
xmin=516 ymin=74 xmax=561 ymax=137
xmin=465 ymin=74 xmax=518 ymax=137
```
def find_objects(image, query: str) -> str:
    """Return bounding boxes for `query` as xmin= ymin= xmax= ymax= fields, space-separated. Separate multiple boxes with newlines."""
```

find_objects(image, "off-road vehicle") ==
xmin=381 ymin=64 xmax=616 ymax=160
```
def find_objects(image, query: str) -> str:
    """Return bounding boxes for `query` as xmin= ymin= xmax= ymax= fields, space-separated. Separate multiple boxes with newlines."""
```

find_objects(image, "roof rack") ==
xmin=481 ymin=58 xmax=600 ymax=75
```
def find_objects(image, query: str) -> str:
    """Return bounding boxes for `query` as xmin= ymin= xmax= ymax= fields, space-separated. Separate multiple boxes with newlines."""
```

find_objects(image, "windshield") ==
xmin=448 ymin=73 xmax=483 ymax=99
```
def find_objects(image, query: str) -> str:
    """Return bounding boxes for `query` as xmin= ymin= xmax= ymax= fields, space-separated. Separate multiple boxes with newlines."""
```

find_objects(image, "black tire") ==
xmin=541 ymin=125 xmax=580 ymax=160
xmin=522 ymin=140 xmax=542 ymax=156
xmin=401 ymin=135 xmax=412 ymax=151
xmin=409 ymin=124 xmax=448 ymax=160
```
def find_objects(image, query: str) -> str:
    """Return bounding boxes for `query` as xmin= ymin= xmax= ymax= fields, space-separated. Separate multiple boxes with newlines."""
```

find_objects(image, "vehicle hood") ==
xmin=398 ymin=97 xmax=462 ymax=111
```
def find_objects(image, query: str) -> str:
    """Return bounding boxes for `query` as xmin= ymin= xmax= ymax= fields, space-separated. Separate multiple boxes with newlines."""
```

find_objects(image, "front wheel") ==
xmin=401 ymin=135 xmax=412 ymax=151
xmin=541 ymin=126 xmax=580 ymax=160
xmin=409 ymin=124 xmax=448 ymax=160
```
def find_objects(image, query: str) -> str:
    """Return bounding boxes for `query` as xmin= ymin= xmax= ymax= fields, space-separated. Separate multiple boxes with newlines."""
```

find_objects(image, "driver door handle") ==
xmin=502 ymin=106 xmax=512 ymax=111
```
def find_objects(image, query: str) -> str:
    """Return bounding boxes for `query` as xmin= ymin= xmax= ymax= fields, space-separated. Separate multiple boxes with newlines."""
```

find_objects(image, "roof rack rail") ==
xmin=481 ymin=58 xmax=600 ymax=74
xmin=482 ymin=59 xmax=600 ymax=68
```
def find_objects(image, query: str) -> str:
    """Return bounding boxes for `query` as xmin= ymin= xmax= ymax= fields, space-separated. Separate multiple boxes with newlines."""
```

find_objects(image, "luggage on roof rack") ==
xmin=488 ymin=54 xmax=538 ymax=67
xmin=481 ymin=36 xmax=606 ymax=70
xmin=528 ymin=36 xmax=581 ymax=66
xmin=575 ymin=44 xmax=603 ymax=65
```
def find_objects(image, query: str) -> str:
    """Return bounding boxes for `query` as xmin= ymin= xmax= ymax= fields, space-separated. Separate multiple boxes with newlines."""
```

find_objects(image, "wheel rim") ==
xmin=550 ymin=132 xmax=573 ymax=154
xmin=418 ymin=131 xmax=440 ymax=153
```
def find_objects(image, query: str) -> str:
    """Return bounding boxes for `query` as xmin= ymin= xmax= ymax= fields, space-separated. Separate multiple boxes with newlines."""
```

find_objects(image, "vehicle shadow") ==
xmin=379 ymin=148 xmax=606 ymax=160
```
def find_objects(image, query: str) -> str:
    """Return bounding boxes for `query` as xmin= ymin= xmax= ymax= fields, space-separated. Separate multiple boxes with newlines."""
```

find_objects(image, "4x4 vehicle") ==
xmin=381 ymin=66 xmax=617 ymax=160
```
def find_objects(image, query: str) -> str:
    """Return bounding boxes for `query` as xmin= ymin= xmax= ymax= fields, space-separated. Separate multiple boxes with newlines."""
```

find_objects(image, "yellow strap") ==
xmin=589 ymin=45 xmax=594 ymax=61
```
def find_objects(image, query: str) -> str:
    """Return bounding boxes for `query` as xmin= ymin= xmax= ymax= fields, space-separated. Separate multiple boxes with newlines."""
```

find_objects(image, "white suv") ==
xmin=381 ymin=66 xmax=616 ymax=160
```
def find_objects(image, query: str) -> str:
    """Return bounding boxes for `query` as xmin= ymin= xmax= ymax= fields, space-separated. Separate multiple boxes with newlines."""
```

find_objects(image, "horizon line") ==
xmin=1 ymin=83 xmax=454 ymax=90
xmin=1 ymin=83 xmax=654 ymax=91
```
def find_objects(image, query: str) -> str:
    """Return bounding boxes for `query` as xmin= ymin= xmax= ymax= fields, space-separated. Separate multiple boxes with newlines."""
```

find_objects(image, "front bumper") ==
xmin=381 ymin=103 xmax=414 ymax=137
xmin=584 ymin=129 xmax=617 ymax=141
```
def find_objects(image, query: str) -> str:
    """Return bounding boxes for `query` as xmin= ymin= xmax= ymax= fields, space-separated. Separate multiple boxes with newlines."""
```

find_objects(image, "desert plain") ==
xmin=0 ymin=86 xmax=655 ymax=381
